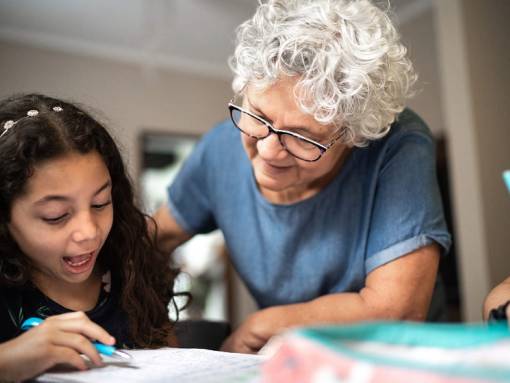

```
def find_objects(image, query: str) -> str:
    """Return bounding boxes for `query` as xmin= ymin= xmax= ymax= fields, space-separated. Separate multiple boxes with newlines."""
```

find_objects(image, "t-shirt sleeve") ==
xmin=365 ymin=130 xmax=452 ymax=273
xmin=167 ymin=132 xmax=218 ymax=235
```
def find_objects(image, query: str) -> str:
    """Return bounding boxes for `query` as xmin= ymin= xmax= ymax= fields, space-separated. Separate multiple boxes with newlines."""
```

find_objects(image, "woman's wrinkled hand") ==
xmin=220 ymin=306 xmax=288 ymax=354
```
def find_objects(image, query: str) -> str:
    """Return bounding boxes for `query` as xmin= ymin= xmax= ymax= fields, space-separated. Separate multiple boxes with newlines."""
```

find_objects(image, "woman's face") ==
xmin=240 ymin=76 xmax=349 ymax=203
xmin=8 ymin=151 xmax=113 ymax=290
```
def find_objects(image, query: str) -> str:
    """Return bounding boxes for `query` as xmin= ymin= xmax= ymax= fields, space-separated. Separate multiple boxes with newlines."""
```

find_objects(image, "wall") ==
xmin=463 ymin=1 xmax=510 ymax=290
xmin=0 ymin=40 xmax=232 ymax=179
xmin=434 ymin=0 xmax=510 ymax=321
xmin=400 ymin=8 xmax=445 ymax=136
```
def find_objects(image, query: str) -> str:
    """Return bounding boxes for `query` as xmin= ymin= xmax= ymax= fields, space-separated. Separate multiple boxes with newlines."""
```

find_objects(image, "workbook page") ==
xmin=36 ymin=348 xmax=265 ymax=383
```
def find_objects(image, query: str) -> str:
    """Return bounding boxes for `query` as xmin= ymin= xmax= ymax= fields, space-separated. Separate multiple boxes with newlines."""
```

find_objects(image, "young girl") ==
xmin=0 ymin=94 xmax=183 ymax=381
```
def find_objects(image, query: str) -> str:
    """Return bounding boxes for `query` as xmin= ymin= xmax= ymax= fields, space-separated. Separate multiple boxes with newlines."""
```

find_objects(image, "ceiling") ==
xmin=0 ymin=0 xmax=431 ymax=79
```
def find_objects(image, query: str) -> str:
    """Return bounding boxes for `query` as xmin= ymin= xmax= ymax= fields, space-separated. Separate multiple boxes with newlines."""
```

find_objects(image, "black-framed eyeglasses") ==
xmin=228 ymin=99 xmax=343 ymax=162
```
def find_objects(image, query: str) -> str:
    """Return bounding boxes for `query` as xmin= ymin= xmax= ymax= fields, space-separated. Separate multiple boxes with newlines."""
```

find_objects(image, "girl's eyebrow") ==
xmin=34 ymin=180 xmax=111 ymax=205
xmin=94 ymin=180 xmax=112 ymax=196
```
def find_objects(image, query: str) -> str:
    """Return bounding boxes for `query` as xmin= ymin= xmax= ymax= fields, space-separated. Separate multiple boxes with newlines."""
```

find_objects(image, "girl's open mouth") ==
xmin=62 ymin=252 xmax=95 ymax=274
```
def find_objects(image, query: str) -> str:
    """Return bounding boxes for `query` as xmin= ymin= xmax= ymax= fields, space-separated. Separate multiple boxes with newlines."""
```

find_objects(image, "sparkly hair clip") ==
xmin=0 ymin=106 xmax=63 ymax=139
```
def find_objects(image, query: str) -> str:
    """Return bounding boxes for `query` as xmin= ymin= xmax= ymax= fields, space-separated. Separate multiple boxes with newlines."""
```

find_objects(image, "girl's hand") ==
xmin=0 ymin=311 xmax=115 ymax=382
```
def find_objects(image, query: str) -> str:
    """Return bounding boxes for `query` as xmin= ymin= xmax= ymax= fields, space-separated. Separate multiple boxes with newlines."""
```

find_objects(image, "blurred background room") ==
xmin=0 ymin=0 xmax=508 ymax=327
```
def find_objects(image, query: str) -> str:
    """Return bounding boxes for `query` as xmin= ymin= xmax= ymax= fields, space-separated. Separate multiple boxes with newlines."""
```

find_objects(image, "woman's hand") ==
xmin=220 ymin=306 xmax=288 ymax=354
xmin=0 ymin=311 xmax=115 ymax=382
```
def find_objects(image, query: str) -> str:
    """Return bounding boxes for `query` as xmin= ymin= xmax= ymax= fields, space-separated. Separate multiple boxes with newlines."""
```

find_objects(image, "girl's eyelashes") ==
xmin=41 ymin=201 xmax=112 ymax=224
xmin=42 ymin=213 xmax=69 ymax=224
xmin=92 ymin=200 xmax=112 ymax=210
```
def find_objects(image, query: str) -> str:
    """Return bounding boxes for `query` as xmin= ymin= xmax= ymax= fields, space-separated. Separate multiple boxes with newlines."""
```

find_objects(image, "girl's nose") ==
xmin=71 ymin=212 xmax=98 ymax=243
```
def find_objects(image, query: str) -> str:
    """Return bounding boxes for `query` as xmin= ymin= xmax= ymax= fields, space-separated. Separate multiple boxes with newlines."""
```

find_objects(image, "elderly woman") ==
xmin=154 ymin=0 xmax=451 ymax=353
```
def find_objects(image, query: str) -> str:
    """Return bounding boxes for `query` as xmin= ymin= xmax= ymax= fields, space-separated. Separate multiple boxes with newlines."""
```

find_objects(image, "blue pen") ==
xmin=503 ymin=170 xmax=510 ymax=193
xmin=21 ymin=317 xmax=131 ymax=360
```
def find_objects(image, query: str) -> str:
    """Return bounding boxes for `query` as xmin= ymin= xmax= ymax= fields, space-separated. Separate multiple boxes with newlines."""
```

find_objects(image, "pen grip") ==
xmin=93 ymin=342 xmax=116 ymax=356
xmin=21 ymin=317 xmax=44 ymax=330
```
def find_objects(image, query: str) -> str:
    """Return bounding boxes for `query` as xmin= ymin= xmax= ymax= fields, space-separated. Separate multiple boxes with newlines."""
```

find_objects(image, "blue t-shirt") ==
xmin=168 ymin=109 xmax=451 ymax=309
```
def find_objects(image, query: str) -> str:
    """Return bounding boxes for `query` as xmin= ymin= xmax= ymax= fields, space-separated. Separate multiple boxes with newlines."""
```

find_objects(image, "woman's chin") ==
xmin=255 ymin=173 xmax=290 ymax=192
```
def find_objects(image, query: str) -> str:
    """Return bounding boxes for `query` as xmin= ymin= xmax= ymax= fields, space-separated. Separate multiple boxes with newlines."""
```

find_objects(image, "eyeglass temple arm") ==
xmin=326 ymin=127 xmax=347 ymax=148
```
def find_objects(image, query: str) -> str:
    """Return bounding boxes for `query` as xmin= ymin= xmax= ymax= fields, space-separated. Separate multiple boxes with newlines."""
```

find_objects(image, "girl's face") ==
xmin=8 ymin=151 xmax=113 ymax=290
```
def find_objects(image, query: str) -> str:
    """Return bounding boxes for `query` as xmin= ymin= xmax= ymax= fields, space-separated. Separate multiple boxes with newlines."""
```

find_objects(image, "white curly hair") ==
xmin=229 ymin=0 xmax=417 ymax=147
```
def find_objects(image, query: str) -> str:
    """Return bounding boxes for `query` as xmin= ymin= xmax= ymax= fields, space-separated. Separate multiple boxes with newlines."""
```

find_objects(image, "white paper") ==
xmin=36 ymin=348 xmax=266 ymax=383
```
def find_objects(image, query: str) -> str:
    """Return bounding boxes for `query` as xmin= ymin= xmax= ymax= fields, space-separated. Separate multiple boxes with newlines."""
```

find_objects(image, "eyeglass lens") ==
xmin=230 ymin=107 xmax=323 ymax=161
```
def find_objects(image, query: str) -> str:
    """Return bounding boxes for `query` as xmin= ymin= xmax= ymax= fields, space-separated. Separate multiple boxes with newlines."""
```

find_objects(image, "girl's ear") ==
xmin=0 ymin=223 xmax=15 ymax=251
xmin=0 ymin=221 xmax=9 ymax=238
xmin=0 ymin=220 xmax=19 ymax=249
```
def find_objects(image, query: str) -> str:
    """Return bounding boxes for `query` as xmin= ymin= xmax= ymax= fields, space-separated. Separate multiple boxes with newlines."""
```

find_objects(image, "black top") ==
xmin=0 ymin=272 xmax=134 ymax=348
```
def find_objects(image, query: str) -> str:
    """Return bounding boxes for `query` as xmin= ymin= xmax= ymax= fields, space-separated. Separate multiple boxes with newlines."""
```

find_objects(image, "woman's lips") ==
xmin=260 ymin=161 xmax=292 ymax=176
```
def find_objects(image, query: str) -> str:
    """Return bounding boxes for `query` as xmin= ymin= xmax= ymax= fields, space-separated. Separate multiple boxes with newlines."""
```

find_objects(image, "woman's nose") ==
xmin=256 ymin=132 xmax=288 ymax=160
xmin=71 ymin=212 xmax=98 ymax=243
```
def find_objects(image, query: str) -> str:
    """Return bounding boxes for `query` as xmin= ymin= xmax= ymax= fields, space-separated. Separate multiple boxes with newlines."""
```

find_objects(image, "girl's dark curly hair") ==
xmin=0 ymin=93 xmax=183 ymax=348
